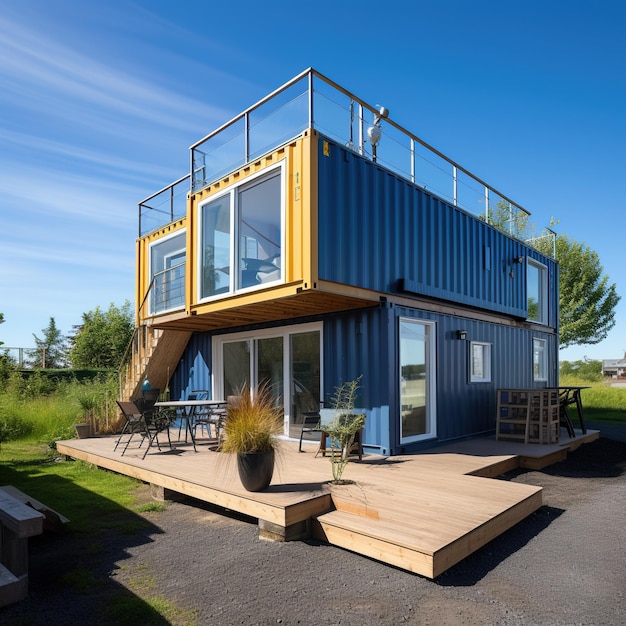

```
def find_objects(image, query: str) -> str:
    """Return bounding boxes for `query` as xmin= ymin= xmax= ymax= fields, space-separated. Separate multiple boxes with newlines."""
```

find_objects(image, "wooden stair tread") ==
xmin=317 ymin=509 xmax=451 ymax=553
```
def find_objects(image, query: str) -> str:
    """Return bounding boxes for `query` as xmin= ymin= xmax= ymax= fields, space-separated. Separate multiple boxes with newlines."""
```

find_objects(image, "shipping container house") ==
xmin=129 ymin=68 xmax=559 ymax=455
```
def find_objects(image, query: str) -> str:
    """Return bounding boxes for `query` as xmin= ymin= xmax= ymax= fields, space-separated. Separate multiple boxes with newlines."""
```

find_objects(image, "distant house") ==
xmin=602 ymin=355 xmax=626 ymax=378
xmin=122 ymin=68 xmax=559 ymax=455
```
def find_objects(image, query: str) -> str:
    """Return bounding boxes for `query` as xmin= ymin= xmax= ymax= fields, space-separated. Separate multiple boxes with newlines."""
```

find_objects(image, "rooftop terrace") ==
xmin=139 ymin=68 xmax=555 ymax=254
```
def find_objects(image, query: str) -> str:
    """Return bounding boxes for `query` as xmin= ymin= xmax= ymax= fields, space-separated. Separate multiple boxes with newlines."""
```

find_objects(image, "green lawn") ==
xmin=560 ymin=376 xmax=626 ymax=423
xmin=0 ymin=439 xmax=196 ymax=625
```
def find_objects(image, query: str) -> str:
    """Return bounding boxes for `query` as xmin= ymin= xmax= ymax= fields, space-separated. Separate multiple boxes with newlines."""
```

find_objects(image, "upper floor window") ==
xmin=200 ymin=165 xmax=283 ymax=299
xmin=470 ymin=341 xmax=492 ymax=383
xmin=533 ymin=338 xmax=547 ymax=381
xmin=149 ymin=231 xmax=186 ymax=314
xmin=527 ymin=259 xmax=548 ymax=324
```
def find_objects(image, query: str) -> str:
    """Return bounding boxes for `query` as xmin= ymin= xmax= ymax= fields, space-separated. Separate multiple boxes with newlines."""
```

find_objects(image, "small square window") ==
xmin=470 ymin=342 xmax=492 ymax=383
xmin=533 ymin=338 xmax=547 ymax=381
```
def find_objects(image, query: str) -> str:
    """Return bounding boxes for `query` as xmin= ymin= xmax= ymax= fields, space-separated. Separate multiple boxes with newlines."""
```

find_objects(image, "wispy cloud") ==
xmin=0 ymin=12 xmax=230 ymax=136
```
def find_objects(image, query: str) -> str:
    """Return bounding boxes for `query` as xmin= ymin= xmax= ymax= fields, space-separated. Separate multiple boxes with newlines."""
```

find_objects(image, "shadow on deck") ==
xmin=56 ymin=428 xmax=599 ymax=579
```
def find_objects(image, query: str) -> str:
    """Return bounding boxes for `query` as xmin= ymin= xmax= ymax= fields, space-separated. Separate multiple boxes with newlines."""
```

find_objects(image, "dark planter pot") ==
xmin=75 ymin=423 xmax=92 ymax=439
xmin=237 ymin=450 xmax=275 ymax=492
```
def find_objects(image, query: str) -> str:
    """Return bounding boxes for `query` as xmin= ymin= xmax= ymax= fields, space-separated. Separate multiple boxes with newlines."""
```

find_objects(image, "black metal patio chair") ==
xmin=115 ymin=400 xmax=173 ymax=459
xmin=298 ymin=411 xmax=323 ymax=452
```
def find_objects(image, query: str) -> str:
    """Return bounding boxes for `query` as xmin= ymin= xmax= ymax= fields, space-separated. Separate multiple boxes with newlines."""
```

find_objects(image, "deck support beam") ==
xmin=259 ymin=518 xmax=311 ymax=542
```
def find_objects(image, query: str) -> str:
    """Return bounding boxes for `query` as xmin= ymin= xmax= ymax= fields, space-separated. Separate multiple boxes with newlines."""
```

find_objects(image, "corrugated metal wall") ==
xmin=169 ymin=332 xmax=214 ymax=399
xmin=316 ymin=137 xmax=558 ymax=327
xmin=322 ymin=304 xmax=396 ymax=454
xmin=170 ymin=306 xmax=557 ymax=455
xmin=323 ymin=304 xmax=558 ymax=454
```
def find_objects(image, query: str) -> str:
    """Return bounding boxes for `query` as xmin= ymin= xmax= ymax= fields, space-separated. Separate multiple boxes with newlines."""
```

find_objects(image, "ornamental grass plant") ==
xmin=220 ymin=383 xmax=283 ymax=454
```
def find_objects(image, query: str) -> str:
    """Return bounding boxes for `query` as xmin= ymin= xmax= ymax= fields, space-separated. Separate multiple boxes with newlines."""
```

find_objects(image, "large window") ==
xmin=527 ymin=259 xmax=548 ymax=324
xmin=533 ymin=338 xmax=547 ymax=381
xmin=470 ymin=342 xmax=492 ymax=383
xmin=200 ymin=165 xmax=283 ymax=299
xmin=149 ymin=231 xmax=186 ymax=314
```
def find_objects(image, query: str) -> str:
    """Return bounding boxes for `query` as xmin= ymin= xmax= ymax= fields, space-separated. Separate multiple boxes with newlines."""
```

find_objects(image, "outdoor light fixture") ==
xmin=367 ymin=105 xmax=389 ymax=162
xmin=515 ymin=256 xmax=526 ymax=264
xmin=456 ymin=330 xmax=468 ymax=340
xmin=367 ymin=123 xmax=382 ymax=145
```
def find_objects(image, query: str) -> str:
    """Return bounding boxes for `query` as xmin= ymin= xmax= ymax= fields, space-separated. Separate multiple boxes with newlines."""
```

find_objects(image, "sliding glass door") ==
xmin=215 ymin=323 xmax=321 ymax=438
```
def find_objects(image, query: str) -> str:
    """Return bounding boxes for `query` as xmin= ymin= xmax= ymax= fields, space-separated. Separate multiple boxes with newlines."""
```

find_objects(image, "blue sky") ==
xmin=1 ymin=0 xmax=624 ymax=363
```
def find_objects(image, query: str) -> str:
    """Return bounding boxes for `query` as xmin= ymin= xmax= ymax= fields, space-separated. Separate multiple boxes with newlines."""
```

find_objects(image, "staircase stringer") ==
xmin=119 ymin=325 xmax=192 ymax=401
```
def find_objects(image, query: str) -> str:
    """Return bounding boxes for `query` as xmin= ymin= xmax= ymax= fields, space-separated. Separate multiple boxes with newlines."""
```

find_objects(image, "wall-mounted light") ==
xmin=456 ymin=330 xmax=468 ymax=340
xmin=515 ymin=256 xmax=526 ymax=264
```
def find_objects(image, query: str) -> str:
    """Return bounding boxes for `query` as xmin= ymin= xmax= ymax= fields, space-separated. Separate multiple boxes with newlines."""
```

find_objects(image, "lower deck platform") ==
xmin=56 ymin=428 xmax=599 ymax=578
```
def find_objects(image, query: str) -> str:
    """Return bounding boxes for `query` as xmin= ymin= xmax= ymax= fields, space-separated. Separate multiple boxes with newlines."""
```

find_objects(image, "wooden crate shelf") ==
xmin=497 ymin=389 xmax=559 ymax=444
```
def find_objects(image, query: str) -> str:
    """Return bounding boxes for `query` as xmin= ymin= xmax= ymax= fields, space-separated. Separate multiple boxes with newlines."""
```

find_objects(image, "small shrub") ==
xmin=324 ymin=376 xmax=365 ymax=483
xmin=46 ymin=424 xmax=78 ymax=450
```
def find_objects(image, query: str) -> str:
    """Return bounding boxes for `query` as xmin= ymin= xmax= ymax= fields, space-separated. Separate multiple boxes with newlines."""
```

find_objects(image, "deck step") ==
xmin=314 ymin=509 xmax=437 ymax=577
xmin=315 ymin=484 xmax=543 ymax=579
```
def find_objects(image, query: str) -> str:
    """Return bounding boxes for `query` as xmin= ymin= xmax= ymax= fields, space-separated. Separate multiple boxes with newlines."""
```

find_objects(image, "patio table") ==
xmin=154 ymin=400 xmax=227 ymax=451
xmin=552 ymin=386 xmax=590 ymax=436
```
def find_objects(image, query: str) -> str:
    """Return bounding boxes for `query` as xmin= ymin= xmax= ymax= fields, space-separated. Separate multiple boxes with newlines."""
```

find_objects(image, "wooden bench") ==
xmin=0 ymin=489 xmax=45 ymax=607
xmin=0 ymin=485 xmax=69 ymax=533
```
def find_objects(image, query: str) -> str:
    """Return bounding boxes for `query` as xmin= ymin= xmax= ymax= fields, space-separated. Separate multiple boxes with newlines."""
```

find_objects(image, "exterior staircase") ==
xmin=119 ymin=325 xmax=192 ymax=401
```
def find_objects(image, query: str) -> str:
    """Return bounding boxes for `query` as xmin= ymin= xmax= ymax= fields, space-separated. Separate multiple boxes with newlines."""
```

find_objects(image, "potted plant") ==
xmin=75 ymin=393 xmax=98 ymax=438
xmin=324 ymin=376 xmax=366 ymax=484
xmin=221 ymin=383 xmax=283 ymax=491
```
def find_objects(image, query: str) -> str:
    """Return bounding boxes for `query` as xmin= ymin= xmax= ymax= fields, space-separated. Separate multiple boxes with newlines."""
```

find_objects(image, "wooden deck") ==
xmin=57 ymin=427 xmax=599 ymax=579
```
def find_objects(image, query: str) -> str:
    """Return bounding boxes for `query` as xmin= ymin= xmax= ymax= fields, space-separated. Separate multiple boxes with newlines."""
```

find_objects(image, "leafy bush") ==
xmin=560 ymin=360 xmax=602 ymax=383
xmin=0 ymin=416 xmax=23 ymax=448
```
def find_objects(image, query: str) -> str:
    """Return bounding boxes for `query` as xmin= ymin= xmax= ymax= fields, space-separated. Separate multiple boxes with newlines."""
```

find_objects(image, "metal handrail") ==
xmin=139 ymin=68 xmax=554 ymax=253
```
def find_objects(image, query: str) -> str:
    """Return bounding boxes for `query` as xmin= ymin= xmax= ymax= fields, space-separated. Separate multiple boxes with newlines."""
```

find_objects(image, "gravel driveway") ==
xmin=3 ymin=434 xmax=625 ymax=626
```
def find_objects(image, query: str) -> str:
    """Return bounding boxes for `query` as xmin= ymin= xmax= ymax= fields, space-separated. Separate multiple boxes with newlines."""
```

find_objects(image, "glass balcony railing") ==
xmin=148 ymin=263 xmax=185 ymax=315
xmin=139 ymin=175 xmax=189 ymax=237
xmin=139 ymin=68 xmax=555 ymax=256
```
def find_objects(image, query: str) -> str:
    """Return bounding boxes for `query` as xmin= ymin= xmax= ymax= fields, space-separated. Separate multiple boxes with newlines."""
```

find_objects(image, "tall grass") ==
xmin=0 ymin=372 xmax=119 ymax=446
xmin=560 ymin=374 xmax=626 ymax=422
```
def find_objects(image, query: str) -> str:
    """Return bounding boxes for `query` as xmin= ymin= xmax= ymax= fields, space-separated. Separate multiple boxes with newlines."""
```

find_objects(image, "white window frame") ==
xmin=197 ymin=161 xmax=285 ymax=302
xmin=469 ymin=341 xmax=492 ymax=383
xmin=533 ymin=338 xmax=547 ymax=381
xmin=212 ymin=321 xmax=323 ymax=437
xmin=527 ymin=259 xmax=548 ymax=325
xmin=399 ymin=317 xmax=437 ymax=444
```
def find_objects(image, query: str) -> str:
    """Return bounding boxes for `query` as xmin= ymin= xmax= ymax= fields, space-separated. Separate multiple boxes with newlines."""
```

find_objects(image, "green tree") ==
xmin=538 ymin=235 xmax=620 ymax=348
xmin=485 ymin=205 xmax=618 ymax=350
xmin=0 ymin=312 xmax=16 ymax=380
xmin=29 ymin=317 xmax=68 ymax=368
xmin=70 ymin=302 xmax=134 ymax=369
xmin=483 ymin=199 xmax=532 ymax=240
